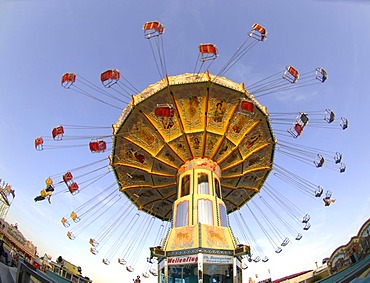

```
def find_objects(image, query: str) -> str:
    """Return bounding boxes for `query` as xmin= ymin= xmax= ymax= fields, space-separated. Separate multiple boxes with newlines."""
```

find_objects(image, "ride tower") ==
xmin=111 ymin=71 xmax=275 ymax=283
xmin=151 ymin=158 xmax=251 ymax=283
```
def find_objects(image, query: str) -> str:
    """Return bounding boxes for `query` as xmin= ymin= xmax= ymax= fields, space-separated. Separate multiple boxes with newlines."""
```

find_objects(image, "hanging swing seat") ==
xmin=249 ymin=23 xmax=267 ymax=41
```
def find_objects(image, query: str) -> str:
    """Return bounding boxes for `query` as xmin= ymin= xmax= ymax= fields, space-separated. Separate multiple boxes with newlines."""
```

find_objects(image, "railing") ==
xmin=16 ymin=259 xmax=58 ymax=283
xmin=15 ymin=258 xmax=92 ymax=283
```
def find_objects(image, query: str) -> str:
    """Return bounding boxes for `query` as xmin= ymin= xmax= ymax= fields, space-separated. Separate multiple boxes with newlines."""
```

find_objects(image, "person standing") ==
xmin=0 ymin=240 xmax=8 ymax=264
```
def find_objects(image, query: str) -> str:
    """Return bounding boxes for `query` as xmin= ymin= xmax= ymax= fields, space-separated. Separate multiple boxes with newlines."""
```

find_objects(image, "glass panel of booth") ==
xmin=214 ymin=178 xmax=221 ymax=198
xmin=167 ymin=265 xmax=198 ymax=283
xmin=181 ymin=174 xmax=190 ymax=197
xmin=219 ymin=204 xmax=228 ymax=227
xmin=175 ymin=200 xmax=189 ymax=227
xmin=203 ymin=263 xmax=233 ymax=283
xmin=198 ymin=199 xmax=213 ymax=225
xmin=198 ymin=173 xmax=209 ymax=194
xmin=236 ymin=265 xmax=242 ymax=283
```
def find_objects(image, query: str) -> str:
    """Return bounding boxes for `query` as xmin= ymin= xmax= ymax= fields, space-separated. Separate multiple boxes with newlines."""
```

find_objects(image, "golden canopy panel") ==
xmin=111 ymin=72 xmax=276 ymax=220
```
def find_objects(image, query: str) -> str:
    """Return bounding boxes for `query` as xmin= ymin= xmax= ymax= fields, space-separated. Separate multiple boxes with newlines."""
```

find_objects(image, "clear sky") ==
xmin=1 ymin=0 xmax=370 ymax=282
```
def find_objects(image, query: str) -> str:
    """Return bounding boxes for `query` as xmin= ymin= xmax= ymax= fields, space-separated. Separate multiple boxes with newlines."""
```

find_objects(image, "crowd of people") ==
xmin=0 ymin=239 xmax=18 ymax=267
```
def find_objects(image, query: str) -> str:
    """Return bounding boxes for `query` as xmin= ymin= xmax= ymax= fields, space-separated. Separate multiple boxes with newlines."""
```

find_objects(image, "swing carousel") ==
xmin=110 ymin=69 xmax=275 ymax=281
xmin=34 ymin=21 xmax=348 ymax=283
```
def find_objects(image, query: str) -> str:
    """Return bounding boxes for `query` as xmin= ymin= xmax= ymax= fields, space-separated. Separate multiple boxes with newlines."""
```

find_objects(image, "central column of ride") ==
xmin=151 ymin=158 xmax=249 ymax=283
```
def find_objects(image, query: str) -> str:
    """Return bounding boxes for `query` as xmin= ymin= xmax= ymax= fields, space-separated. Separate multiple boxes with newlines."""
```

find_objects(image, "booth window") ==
xmin=203 ymin=263 xmax=233 ymax=283
xmin=175 ymin=201 xmax=189 ymax=227
xmin=219 ymin=204 xmax=228 ymax=227
xmin=215 ymin=178 xmax=221 ymax=198
xmin=168 ymin=264 xmax=197 ymax=283
xmin=198 ymin=173 xmax=209 ymax=195
xmin=181 ymin=174 xmax=190 ymax=197
xmin=198 ymin=199 xmax=213 ymax=225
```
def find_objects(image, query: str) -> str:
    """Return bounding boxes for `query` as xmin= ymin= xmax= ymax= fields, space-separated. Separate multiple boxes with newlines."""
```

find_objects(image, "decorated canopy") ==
xmin=111 ymin=72 xmax=275 ymax=220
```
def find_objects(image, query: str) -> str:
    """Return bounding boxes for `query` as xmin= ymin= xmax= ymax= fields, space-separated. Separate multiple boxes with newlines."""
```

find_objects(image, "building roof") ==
xmin=273 ymin=270 xmax=313 ymax=283
xmin=0 ymin=219 xmax=36 ymax=258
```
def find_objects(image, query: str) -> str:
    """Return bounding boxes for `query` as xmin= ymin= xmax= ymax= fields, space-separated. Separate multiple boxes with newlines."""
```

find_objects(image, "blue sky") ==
xmin=1 ymin=1 xmax=370 ymax=282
